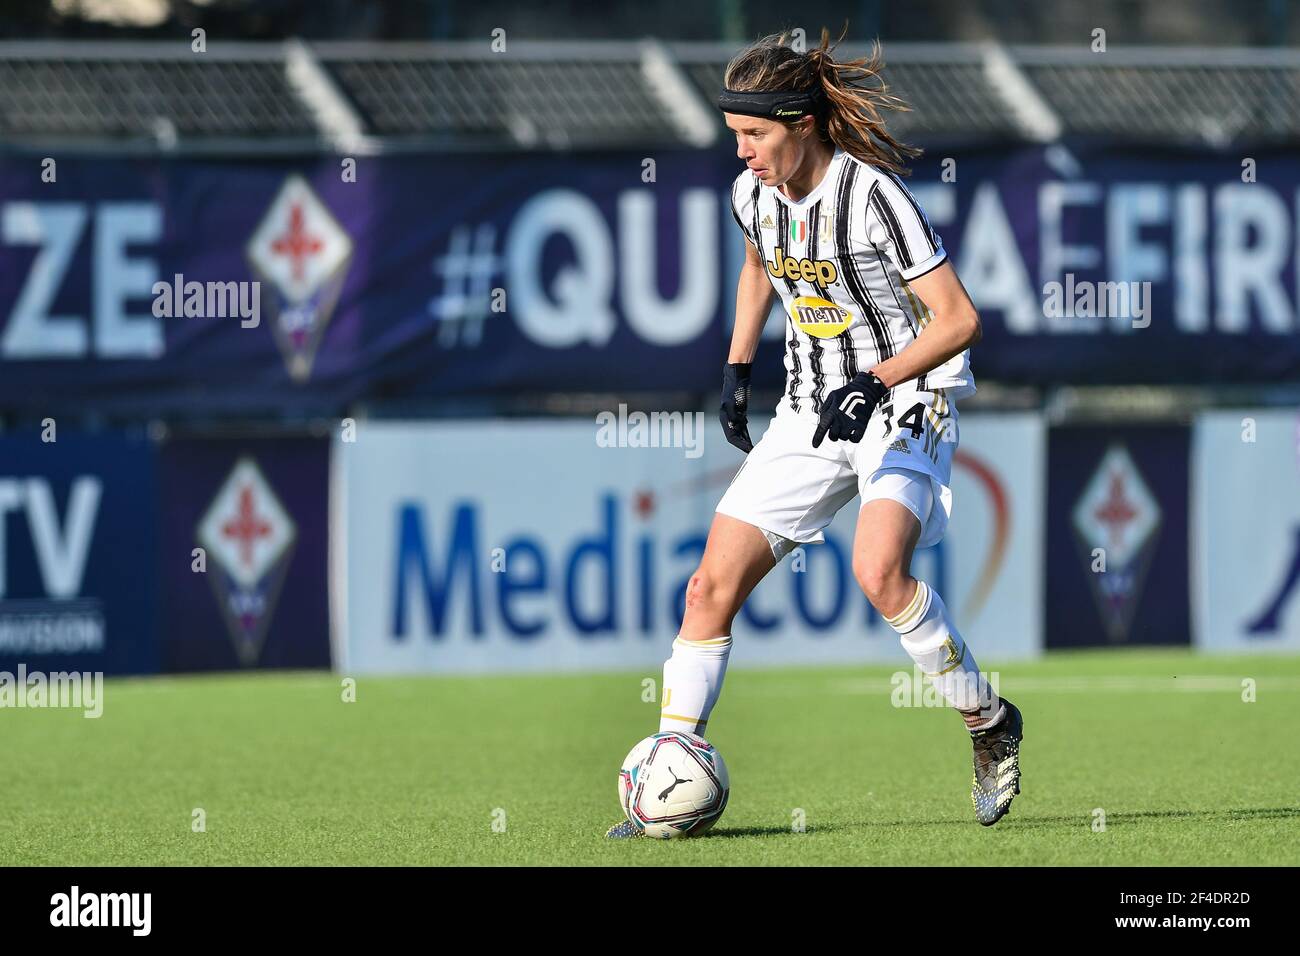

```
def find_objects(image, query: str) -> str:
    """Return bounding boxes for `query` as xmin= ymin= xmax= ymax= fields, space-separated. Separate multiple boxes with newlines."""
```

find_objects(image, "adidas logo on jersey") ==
xmin=760 ymin=214 xmax=775 ymax=230
xmin=888 ymin=438 xmax=910 ymax=453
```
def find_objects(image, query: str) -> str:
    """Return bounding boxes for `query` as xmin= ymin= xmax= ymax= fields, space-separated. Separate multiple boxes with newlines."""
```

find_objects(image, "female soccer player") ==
xmin=608 ymin=30 xmax=1022 ymax=837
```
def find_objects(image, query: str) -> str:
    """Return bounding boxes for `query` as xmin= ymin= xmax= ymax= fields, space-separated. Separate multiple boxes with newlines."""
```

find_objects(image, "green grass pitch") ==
xmin=4 ymin=648 xmax=1298 ymax=866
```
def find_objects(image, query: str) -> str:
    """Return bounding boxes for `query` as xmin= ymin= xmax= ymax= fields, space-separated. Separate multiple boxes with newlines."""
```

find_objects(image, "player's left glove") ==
xmin=812 ymin=370 xmax=888 ymax=448
xmin=719 ymin=361 xmax=754 ymax=454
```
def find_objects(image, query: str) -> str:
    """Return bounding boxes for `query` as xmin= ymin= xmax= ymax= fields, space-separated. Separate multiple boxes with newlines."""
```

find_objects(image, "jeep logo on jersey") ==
xmin=767 ymin=248 xmax=838 ymax=286
xmin=791 ymin=296 xmax=854 ymax=338
xmin=246 ymin=174 xmax=354 ymax=383
xmin=197 ymin=457 xmax=297 ymax=666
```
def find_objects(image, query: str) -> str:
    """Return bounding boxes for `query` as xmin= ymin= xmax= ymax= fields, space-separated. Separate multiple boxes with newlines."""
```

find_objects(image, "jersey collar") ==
xmin=771 ymin=147 xmax=845 ymax=210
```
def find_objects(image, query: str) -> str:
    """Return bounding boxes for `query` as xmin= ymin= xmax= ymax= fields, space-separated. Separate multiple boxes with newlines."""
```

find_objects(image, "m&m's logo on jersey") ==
xmin=767 ymin=248 xmax=838 ymax=286
xmin=791 ymin=295 xmax=854 ymax=338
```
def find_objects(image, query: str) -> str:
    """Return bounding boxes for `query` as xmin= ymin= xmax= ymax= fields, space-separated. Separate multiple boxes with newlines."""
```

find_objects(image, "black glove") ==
xmin=812 ymin=371 xmax=888 ymax=448
xmin=719 ymin=362 xmax=753 ymax=453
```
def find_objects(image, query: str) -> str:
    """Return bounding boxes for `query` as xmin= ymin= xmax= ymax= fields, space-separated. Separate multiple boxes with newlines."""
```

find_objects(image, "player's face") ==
xmin=724 ymin=114 xmax=809 ymax=187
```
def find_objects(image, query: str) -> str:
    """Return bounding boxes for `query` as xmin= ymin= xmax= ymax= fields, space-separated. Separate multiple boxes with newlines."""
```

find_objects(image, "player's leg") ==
xmin=659 ymin=408 xmax=855 ymax=737
xmin=658 ymin=512 xmax=777 ymax=735
xmin=605 ymin=513 xmax=778 ymax=839
xmin=852 ymin=477 xmax=999 ymax=725
xmin=852 ymin=467 xmax=1023 ymax=825
xmin=609 ymin=411 xmax=853 ymax=838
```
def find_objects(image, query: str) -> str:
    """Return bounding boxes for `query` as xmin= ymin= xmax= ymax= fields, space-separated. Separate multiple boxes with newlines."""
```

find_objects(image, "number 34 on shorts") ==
xmin=875 ymin=388 xmax=956 ymax=466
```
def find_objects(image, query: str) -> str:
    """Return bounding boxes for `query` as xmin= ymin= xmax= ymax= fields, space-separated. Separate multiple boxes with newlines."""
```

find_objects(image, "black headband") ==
xmin=716 ymin=86 xmax=823 ymax=121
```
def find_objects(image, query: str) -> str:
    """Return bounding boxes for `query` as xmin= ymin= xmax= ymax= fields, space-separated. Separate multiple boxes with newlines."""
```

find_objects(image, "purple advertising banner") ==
xmin=2 ymin=146 xmax=1300 ymax=413
xmin=0 ymin=431 xmax=160 ymax=676
xmin=158 ymin=434 xmax=330 ymax=671
xmin=1045 ymin=424 xmax=1191 ymax=648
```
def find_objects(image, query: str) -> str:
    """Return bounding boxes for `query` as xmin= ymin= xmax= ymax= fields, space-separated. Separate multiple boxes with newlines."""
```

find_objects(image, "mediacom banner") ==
xmin=158 ymin=435 xmax=331 ymax=671
xmin=332 ymin=414 xmax=1043 ymax=675
xmin=1045 ymin=424 xmax=1191 ymax=648
xmin=1193 ymin=410 xmax=1300 ymax=653
xmin=0 ymin=431 xmax=160 ymax=675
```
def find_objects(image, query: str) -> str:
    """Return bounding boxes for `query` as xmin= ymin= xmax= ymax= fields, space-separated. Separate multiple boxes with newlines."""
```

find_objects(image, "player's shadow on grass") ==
xmin=880 ymin=806 xmax=1300 ymax=828
xmin=709 ymin=823 xmax=854 ymax=838
xmin=703 ymin=807 xmax=1300 ymax=837
xmin=1223 ymin=807 xmax=1300 ymax=820
xmin=1070 ymin=806 xmax=1300 ymax=825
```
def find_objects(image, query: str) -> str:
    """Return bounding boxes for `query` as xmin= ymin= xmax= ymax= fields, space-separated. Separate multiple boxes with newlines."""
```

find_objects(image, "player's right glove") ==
xmin=812 ymin=370 xmax=888 ymax=448
xmin=719 ymin=361 xmax=753 ymax=454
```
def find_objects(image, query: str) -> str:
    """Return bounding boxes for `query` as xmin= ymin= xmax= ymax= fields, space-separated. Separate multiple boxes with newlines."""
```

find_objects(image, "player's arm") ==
xmin=728 ymin=237 xmax=775 ymax=364
xmin=718 ymin=237 xmax=775 ymax=453
xmin=813 ymin=260 xmax=979 ymax=448
xmin=866 ymin=261 xmax=981 ymax=388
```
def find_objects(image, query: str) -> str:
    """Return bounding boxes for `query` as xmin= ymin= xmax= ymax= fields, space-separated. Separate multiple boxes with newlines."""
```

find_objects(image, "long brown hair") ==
xmin=722 ymin=27 xmax=921 ymax=176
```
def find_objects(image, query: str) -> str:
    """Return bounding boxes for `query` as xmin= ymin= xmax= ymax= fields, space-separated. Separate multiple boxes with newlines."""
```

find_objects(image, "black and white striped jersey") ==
xmin=730 ymin=146 xmax=976 ymax=416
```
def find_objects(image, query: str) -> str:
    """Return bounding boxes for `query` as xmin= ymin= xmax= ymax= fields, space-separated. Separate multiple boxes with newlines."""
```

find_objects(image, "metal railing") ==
xmin=2 ymin=39 xmax=1298 ymax=154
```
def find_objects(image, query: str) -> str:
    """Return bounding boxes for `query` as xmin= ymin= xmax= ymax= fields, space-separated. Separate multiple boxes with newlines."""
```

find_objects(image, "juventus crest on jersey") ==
xmin=730 ymin=147 xmax=976 ymax=415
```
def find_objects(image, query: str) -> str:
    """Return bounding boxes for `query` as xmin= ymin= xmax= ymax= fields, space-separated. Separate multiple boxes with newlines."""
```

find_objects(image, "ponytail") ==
xmin=722 ymin=26 xmax=922 ymax=176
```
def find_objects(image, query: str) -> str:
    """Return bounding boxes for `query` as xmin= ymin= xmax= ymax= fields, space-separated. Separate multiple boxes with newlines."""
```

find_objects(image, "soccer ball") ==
xmin=618 ymin=731 xmax=729 ymax=839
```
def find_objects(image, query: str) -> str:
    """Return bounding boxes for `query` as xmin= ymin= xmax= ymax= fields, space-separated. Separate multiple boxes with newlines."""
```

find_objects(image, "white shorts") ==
xmin=715 ymin=383 xmax=958 ymax=560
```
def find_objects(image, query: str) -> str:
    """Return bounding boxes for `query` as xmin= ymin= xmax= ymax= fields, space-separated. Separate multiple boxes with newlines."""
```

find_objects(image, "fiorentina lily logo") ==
xmin=246 ymin=174 xmax=353 ymax=382
xmin=1072 ymin=444 xmax=1162 ymax=641
xmin=197 ymin=458 xmax=297 ymax=665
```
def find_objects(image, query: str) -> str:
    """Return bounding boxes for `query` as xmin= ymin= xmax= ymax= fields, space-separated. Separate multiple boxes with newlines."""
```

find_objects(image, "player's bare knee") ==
xmin=853 ymin=557 xmax=905 ymax=614
xmin=684 ymin=568 xmax=738 ymax=622
xmin=684 ymin=569 xmax=721 ymax=610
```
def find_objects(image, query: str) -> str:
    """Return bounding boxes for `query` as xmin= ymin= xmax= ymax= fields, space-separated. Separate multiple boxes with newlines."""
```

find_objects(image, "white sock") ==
xmin=967 ymin=702 xmax=1006 ymax=731
xmin=885 ymin=580 xmax=998 ymax=720
xmin=658 ymin=635 xmax=732 ymax=734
